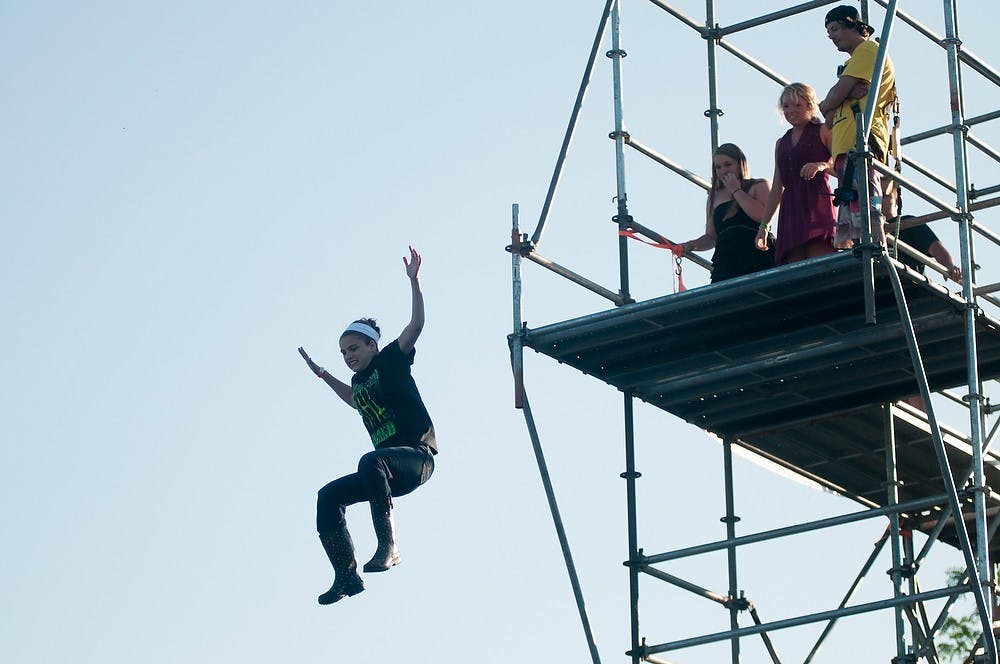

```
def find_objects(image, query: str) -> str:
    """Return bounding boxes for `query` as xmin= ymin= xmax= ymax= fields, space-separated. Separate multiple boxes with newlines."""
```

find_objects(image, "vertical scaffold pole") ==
xmin=511 ymin=204 xmax=524 ymax=409
xmin=861 ymin=0 xmax=898 ymax=143
xmin=884 ymin=403 xmax=908 ymax=660
xmin=609 ymin=6 xmax=639 ymax=656
xmin=623 ymin=394 xmax=642 ymax=664
xmin=705 ymin=0 xmax=720 ymax=153
xmin=942 ymin=7 xmax=994 ymax=658
xmin=856 ymin=0 xmax=898 ymax=325
xmin=883 ymin=260 xmax=996 ymax=663
xmin=511 ymin=205 xmax=602 ymax=664
xmin=609 ymin=0 xmax=632 ymax=303
xmin=852 ymin=105 xmax=878 ymax=325
xmin=722 ymin=438 xmax=742 ymax=664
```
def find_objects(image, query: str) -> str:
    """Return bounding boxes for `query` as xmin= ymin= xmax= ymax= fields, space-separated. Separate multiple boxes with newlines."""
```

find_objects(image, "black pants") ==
xmin=316 ymin=444 xmax=434 ymax=534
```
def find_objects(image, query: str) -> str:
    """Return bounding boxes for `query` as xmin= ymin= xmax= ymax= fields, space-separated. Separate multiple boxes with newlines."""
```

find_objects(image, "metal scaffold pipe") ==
xmin=610 ymin=0 xmax=631 ymax=304
xmin=884 ymin=256 xmax=996 ymax=663
xmin=942 ymin=0 xmax=996 ymax=658
xmin=511 ymin=203 xmax=524 ymax=409
xmin=509 ymin=0 xmax=1000 ymax=660
xmin=531 ymin=0 xmax=617 ymax=249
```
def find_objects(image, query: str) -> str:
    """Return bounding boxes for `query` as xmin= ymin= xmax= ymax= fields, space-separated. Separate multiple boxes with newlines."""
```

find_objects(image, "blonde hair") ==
xmin=778 ymin=83 xmax=822 ymax=123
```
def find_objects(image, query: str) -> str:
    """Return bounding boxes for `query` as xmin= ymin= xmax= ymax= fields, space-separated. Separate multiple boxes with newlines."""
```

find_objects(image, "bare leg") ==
xmin=803 ymin=237 xmax=836 ymax=259
xmin=785 ymin=238 xmax=836 ymax=264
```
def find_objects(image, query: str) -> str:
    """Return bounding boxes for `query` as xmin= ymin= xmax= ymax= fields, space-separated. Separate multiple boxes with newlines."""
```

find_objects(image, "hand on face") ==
xmin=721 ymin=172 xmax=741 ymax=194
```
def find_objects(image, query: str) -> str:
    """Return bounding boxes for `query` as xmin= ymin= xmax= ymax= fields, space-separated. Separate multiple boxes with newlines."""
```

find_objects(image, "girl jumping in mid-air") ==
xmin=298 ymin=246 xmax=436 ymax=605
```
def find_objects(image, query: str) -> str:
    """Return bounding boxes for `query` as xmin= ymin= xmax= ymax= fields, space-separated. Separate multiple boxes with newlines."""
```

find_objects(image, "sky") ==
xmin=3 ymin=1 xmax=1000 ymax=663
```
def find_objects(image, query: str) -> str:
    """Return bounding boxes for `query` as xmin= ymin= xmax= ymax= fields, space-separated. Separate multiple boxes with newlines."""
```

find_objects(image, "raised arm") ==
xmin=397 ymin=246 xmax=424 ymax=355
xmin=299 ymin=346 xmax=356 ymax=408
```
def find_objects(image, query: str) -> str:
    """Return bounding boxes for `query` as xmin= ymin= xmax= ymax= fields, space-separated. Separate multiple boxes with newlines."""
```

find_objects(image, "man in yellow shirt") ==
xmin=818 ymin=5 xmax=895 ymax=246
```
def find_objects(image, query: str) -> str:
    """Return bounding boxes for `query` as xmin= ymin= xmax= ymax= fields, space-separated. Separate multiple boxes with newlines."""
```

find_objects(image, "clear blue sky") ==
xmin=3 ymin=1 xmax=1000 ymax=662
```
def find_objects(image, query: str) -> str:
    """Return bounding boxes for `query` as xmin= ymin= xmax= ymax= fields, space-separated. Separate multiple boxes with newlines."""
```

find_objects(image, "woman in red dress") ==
xmin=756 ymin=83 xmax=840 ymax=265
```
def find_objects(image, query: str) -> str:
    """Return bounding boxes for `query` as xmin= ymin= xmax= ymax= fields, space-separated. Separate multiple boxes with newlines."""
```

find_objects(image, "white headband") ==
xmin=343 ymin=322 xmax=380 ymax=343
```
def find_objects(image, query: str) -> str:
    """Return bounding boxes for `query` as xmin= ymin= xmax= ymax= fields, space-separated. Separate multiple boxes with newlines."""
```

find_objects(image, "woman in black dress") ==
xmin=680 ymin=143 xmax=775 ymax=283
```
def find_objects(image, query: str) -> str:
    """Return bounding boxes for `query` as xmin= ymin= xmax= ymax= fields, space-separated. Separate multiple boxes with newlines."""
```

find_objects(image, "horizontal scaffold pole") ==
xmin=717 ymin=0 xmax=840 ymax=37
xmin=641 ymin=585 xmax=965 ymax=656
xmin=872 ymin=0 xmax=1000 ymax=87
xmin=640 ymin=565 xmax=728 ymax=605
xmin=524 ymin=251 xmax=626 ymax=305
xmin=902 ymin=110 xmax=1000 ymax=146
xmin=626 ymin=137 xmax=710 ymax=191
xmin=642 ymin=493 xmax=948 ymax=565
xmin=871 ymin=160 xmax=960 ymax=214
xmin=899 ymin=155 xmax=957 ymax=193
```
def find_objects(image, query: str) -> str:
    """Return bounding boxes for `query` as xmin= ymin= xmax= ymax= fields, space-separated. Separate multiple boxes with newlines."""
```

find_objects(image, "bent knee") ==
xmin=356 ymin=451 xmax=385 ymax=476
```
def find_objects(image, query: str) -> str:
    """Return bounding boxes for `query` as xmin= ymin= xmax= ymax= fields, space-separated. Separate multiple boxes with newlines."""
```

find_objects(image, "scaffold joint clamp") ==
xmin=724 ymin=594 xmax=750 ymax=611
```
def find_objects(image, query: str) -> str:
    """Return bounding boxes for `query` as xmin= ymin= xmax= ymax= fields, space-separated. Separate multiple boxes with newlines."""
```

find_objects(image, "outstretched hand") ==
xmin=298 ymin=346 xmax=324 ymax=376
xmin=404 ymin=245 xmax=421 ymax=280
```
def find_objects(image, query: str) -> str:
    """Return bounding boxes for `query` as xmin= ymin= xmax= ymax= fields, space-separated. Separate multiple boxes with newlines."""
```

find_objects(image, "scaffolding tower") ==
xmin=508 ymin=1 xmax=1000 ymax=662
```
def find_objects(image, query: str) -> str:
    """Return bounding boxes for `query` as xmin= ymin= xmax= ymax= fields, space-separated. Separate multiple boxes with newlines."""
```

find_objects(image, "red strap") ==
xmin=618 ymin=229 xmax=683 ymax=254
xmin=619 ymin=229 xmax=686 ymax=292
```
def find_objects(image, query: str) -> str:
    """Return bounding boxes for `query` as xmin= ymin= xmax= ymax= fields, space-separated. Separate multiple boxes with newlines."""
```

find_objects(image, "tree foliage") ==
xmin=936 ymin=567 xmax=980 ymax=664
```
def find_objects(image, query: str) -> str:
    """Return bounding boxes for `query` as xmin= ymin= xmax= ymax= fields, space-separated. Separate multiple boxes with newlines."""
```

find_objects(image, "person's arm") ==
xmin=736 ymin=179 xmax=769 ymax=222
xmin=819 ymin=122 xmax=833 ymax=153
xmin=397 ymin=246 xmax=424 ymax=355
xmin=928 ymin=241 xmax=963 ymax=284
xmin=298 ymin=346 xmax=356 ymax=407
xmin=800 ymin=158 xmax=832 ymax=181
xmin=757 ymin=147 xmax=783 ymax=251
xmin=819 ymin=74 xmax=866 ymax=117
xmin=682 ymin=196 xmax=718 ymax=253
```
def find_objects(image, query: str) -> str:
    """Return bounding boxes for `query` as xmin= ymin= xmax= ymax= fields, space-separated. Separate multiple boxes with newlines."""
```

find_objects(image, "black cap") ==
xmin=825 ymin=5 xmax=876 ymax=36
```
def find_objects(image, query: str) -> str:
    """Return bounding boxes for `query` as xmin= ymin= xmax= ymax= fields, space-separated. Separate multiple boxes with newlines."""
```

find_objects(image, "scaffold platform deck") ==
xmin=738 ymin=400 xmax=1000 ymax=555
xmin=521 ymin=252 xmax=1000 ymax=552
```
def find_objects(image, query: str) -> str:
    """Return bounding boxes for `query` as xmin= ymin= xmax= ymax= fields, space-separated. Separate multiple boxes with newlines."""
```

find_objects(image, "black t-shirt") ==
xmin=896 ymin=224 xmax=939 ymax=273
xmin=350 ymin=340 xmax=436 ymax=452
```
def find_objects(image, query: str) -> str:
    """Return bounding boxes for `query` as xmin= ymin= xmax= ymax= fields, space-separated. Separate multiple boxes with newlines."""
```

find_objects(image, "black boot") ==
xmin=363 ymin=507 xmax=401 ymax=573
xmin=317 ymin=525 xmax=365 ymax=605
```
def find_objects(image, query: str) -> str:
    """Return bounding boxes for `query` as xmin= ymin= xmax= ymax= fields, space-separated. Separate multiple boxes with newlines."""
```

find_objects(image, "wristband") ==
xmin=316 ymin=367 xmax=326 ymax=377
